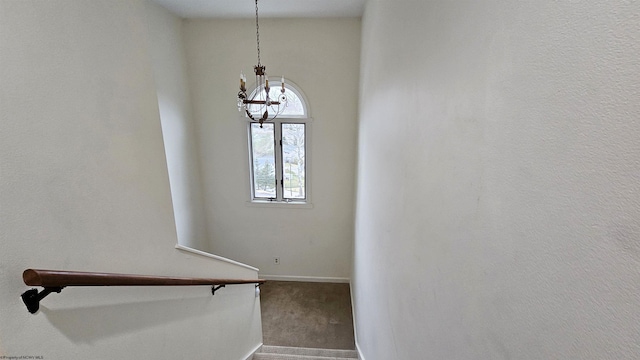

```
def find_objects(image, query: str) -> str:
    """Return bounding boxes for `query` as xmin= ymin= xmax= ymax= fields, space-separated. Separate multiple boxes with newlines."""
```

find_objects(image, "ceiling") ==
xmin=150 ymin=0 xmax=367 ymax=19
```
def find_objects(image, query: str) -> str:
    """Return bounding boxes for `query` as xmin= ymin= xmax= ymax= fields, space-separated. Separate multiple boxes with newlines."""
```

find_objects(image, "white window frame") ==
xmin=245 ymin=78 xmax=312 ymax=208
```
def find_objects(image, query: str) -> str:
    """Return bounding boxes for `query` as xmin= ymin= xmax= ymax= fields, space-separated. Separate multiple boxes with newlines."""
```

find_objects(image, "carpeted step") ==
xmin=253 ymin=354 xmax=356 ymax=360
xmin=254 ymin=345 xmax=358 ymax=359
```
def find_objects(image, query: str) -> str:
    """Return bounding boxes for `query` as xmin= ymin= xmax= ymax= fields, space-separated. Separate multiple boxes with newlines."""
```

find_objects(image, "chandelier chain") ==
xmin=238 ymin=0 xmax=287 ymax=126
xmin=255 ymin=0 xmax=261 ymax=67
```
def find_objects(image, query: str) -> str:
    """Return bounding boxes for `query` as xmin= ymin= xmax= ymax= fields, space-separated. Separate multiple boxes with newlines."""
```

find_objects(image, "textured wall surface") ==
xmin=353 ymin=1 xmax=640 ymax=359
xmin=183 ymin=18 xmax=360 ymax=279
xmin=145 ymin=1 xmax=210 ymax=252
xmin=0 ymin=1 xmax=261 ymax=359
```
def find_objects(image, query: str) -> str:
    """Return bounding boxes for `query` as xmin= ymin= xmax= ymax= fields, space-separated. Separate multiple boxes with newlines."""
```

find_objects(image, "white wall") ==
xmin=144 ymin=1 xmax=209 ymax=252
xmin=0 ymin=1 xmax=261 ymax=359
xmin=353 ymin=1 xmax=640 ymax=359
xmin=183 ymin=18 xmax=360 ymax=279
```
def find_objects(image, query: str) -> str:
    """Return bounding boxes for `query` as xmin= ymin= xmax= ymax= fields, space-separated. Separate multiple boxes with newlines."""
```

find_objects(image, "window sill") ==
xmin=245 ymin=200 xmax=313 ymax=209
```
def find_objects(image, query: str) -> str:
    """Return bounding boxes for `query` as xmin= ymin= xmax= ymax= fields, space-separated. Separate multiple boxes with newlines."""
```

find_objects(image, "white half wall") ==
xmin=0 ymin=1 xmax=261 ymax=359
xmin=183 ymin=18 xmax=360 ymax=279
xmin=353 ymin=1 xmax=640 ymax=359
xmin=145 ymin=1 xmax=209 ymax=252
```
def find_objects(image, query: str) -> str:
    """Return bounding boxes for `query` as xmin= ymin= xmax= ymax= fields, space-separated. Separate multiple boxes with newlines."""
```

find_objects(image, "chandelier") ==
xmin=237 ymin=0 xmax=287 ymax=128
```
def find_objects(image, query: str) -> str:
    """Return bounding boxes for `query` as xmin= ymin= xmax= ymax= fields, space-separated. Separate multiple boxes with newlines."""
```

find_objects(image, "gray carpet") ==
xmin=260 ymin=281 xmax=356 ymax=350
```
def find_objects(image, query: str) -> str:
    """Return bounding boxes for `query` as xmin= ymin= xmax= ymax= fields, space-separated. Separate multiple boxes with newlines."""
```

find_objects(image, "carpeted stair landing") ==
xmin=252 ymin=345 xmax=358 ymax=360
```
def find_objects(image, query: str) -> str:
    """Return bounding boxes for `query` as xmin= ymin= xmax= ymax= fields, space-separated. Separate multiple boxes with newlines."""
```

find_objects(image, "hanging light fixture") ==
xmin=237 ymin=0 xmax=287 ymax=128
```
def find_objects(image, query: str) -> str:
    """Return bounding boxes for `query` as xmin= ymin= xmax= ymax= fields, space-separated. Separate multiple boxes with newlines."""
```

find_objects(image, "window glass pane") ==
xmin=250 ymin=123 xmax=276 ymax=198
xmin=280 ymin=89 xmax=305 ymax=116
xmin=248 ymin=85 xmax=305 ymax=117
xmin=281 ymin=123 xmax=305 ymax=199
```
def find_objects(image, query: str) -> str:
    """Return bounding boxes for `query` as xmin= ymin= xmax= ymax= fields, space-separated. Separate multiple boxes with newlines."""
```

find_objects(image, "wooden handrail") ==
xmin=21 ymin=268 xmax=265 ymax=314
xmin=23 ymin=269 xmax=265 ymax=287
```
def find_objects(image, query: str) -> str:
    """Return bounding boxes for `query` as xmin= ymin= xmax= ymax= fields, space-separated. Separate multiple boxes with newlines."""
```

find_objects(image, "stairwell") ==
xmin=252 ymin=345 xmax=358 ymax=360
xmin=257 ymin=281 xmax=358 ymax=359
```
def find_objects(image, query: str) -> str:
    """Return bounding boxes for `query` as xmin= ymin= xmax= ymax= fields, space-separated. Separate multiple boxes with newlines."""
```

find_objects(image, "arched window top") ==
xmin=247 ymin=78 xmax=309 ymax=118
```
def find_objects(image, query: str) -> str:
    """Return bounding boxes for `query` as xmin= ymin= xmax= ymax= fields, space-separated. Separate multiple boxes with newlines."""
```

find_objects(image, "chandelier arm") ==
xmin=245 ymin=109 xmax=256 ymax=121
xmin=244 ymin=100 xmax=281 ymax=105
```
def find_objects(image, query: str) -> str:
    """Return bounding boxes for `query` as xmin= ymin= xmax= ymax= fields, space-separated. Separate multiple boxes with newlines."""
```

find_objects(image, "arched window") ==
xmin=246 ymin=79 xmax=311 ymax=204
xmin=246 ymin=83 xmax=307 ymax=118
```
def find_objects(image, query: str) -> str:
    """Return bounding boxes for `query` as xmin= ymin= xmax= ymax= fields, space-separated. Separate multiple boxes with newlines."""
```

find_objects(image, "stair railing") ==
xmin=20 ymin=268 xmax=265 ymax=314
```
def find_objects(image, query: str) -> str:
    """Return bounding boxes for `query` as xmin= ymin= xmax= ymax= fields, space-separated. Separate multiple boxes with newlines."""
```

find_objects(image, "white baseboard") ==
xmin=355 ymin=341 xmax=366 ymax=360
xmin=242 ymin=342 xmax=263 ymax=360
xmin=350 ymin=280 xmax=365 ymax=360
xmin=260 ymin=274 xmax=350 ymax=283
xmin=175 ymin=244 xmax=259 ymax=272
